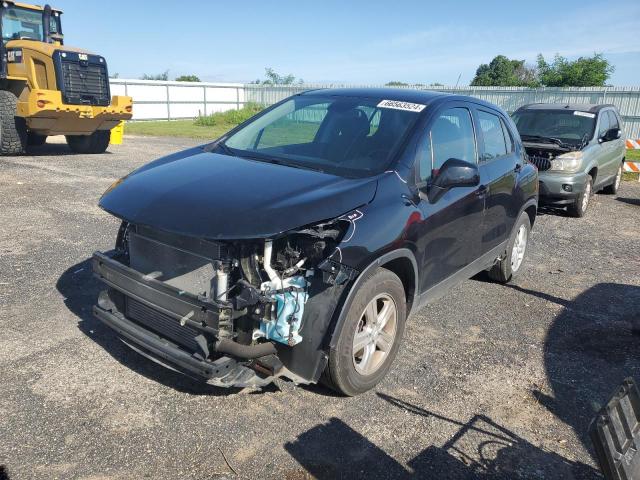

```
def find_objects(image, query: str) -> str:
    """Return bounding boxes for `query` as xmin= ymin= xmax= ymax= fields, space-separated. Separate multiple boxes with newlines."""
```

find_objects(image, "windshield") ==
xmin=2 ymin=6 xmax=61 ymax=42
xmin=512 ymin=110 xmax=595 ymax=146
xmin=223 ymin=95 xmax=423 ymax=178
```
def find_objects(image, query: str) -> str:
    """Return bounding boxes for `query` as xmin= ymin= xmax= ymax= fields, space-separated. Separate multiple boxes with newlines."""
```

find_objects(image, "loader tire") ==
xmin=0 ymin=90 xmax=27 ymax=155
xmin=66 ymin=130 xmax=110 ymax=154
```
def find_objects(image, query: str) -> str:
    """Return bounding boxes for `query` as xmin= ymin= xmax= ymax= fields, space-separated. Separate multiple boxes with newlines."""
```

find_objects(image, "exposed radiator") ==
xmin=125 ymin=298 xmax=201 ymax=353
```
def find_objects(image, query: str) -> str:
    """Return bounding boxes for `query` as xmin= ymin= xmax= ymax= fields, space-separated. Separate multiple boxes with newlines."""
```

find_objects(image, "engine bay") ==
xmin=115 ymin=219 xmax=354 ymax=355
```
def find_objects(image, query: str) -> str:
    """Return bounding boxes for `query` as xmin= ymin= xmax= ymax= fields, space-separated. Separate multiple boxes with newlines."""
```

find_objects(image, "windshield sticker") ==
xmin=377 ymin=99 xmax=426 ymax=113
xmin=574 ymin=111 xmax=595 ymax=118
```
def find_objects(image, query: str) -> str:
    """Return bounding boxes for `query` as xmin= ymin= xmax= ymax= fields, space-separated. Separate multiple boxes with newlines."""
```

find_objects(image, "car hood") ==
xmin=99 ymin=147 xmax=378 ymax=239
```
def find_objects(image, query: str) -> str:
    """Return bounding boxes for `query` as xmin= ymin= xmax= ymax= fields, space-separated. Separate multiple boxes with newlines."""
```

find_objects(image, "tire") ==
xmin=602 ymin=164 xmax=622 ymax=195
xmin=567 ymin=174 xmax=592 ymax=218
xmin=66 ymin=130 xmax=110 ymax=154
xmin=323 ymin=267 xmax=406 ymax=396
xmin=0 ymin=90 xmax=27 ymax=155
xmin=27 ymin=132 xmax=47 ymax=146
xmin=487 ymin=212 xmax=531 ymax=284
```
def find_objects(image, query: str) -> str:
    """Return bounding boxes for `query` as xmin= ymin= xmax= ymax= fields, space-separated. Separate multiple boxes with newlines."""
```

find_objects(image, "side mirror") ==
xmin=427 ymin=158 xmax=480 ymax=203
xmin=601 ymin=128 xmax=622 ymax=143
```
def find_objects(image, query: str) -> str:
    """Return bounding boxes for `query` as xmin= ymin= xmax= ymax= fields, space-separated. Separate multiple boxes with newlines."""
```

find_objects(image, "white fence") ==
xmin=112 ymin=79 xmax=640 ymax=138
xmin=110 ymin=79 xmax=246 ymax=120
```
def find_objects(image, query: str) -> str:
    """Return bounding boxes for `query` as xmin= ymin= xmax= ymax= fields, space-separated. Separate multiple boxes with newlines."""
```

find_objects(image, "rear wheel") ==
xmin=567 ymin=175 xmax=592 ymax=217
xmin=488 ymin=212 xmax=531 ymax=284
xmin=27 ymin=132 xmax=47 ymax=146
xmin=66 ymin=130 xmax=110 ymax=154
xmin=0 ymin=90 xmax=27 ymax=155
xmin=323 ymin=268 xmax=406 ymax=396
xmin=602 ymin=164 xmax=622 ymax=195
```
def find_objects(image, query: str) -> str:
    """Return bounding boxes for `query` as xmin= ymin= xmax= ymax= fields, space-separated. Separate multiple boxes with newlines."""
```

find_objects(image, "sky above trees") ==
xmin=53 ymin=0 xmax=640 ymax=85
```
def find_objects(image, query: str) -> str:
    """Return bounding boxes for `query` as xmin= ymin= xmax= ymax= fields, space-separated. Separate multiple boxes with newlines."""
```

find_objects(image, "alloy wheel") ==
xmin=352 ymin=294 xmax=398 ymax=376
xmin=510 ymin=224 xmax=528 ymax=273
xmin=581 ymin=181 xmax=591 ymax=213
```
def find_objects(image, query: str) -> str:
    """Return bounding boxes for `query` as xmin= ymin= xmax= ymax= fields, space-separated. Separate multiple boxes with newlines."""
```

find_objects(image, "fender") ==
xmin=516 ymin=197 xmax=538 ymax=228
xmin=584 ymin=161 xmax=600 ymax=186
xmin=328 ymin=248 xmax=418 ymax=349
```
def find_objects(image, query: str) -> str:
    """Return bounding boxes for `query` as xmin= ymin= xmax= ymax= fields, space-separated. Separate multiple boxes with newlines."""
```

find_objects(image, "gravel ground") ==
xmin=1 ymin=136 xmax=639 ymax=480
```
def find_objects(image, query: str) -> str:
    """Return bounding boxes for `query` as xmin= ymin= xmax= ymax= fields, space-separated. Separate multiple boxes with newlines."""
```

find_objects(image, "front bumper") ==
xmin=92 ymin=251 xmax=284 ymax=388
xmin=18 ymin=89 xmax=133 ymax=135
xmin=538 ymin=171 xmax=588 ymax=206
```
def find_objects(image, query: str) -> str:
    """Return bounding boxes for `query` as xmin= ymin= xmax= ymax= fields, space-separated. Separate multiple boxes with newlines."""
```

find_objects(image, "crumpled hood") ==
xmin=99 ymin=147 xmax=378 ymax=239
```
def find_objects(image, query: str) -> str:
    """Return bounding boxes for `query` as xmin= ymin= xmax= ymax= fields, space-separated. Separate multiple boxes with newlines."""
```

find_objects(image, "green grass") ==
xmin=624 ymin=148 xmax=640 ymax=181
xmin=194 ymin=102 xmax=263 ymax=127
xmin=125 ymin=103 xmax=266 ymax=140
xmin=125 ymin=120 xmax=233 ymax=140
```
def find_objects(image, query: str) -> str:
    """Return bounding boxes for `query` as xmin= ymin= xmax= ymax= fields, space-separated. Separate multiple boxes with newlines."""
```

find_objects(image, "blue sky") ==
xmin=53 ymin=0 xmax=640 ymax=85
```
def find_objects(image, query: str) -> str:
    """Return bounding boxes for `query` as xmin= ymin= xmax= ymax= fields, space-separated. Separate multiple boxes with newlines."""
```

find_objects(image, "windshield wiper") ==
xmin=520 ymin=135 xmax=572 ymax=149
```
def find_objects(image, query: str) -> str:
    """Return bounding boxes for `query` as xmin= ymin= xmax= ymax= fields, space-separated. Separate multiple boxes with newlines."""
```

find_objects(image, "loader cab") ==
xmin=0 ymin=2 xmax=63 ymax=45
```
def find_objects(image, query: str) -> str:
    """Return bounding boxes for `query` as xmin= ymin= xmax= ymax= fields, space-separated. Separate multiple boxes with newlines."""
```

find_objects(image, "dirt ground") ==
xmin=1 ymin=136 xmax=639 ymax=479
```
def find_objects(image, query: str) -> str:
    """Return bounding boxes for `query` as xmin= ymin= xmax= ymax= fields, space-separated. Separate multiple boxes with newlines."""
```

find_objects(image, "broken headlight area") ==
xmin=93 ymin=218 xmax=358 ymax=387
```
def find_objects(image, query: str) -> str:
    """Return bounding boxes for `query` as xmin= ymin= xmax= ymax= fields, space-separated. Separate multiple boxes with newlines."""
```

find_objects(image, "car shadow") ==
xmin=508 ymin=282 xmax=640 ymax=460
xmin=283 ymin=394 xmax=599 ymax=479
xmin=616 ymin=196 xmax=640 ymax=207
xmin=0 ymin=465 xmax=10 ymax=480
xmin=55 ymin=258 xmax=273 ymax=396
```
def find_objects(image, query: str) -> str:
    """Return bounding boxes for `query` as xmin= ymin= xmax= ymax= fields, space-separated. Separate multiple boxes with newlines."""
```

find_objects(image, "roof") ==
xmin=300 ymin=87 xmax=450 ymax=104
xmin=8 ymin=2 xmax=63 ymax=13
xmin=297 ymin=87 xmax=511 ymax=116
xmin=516 ymin=103 xmax=614 ymax=113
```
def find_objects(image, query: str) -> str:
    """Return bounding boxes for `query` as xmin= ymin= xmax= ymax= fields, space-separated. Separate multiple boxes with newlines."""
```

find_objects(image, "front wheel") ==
xmin=567 ymin=175 xmax=592 ymax=218
xmin=323 ymin=268 xmax=406 ymax=396
xmin=0 ymin=90 xmax=27 ymax=155
xmin=488 ymin=212 xmax=531 ymax=284
xmin=66 ymin=130 xmax=110 ymax=154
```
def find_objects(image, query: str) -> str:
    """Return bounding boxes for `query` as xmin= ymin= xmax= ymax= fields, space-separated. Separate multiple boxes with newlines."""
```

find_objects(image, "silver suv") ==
xmin=513 ymin=104 xmax=626 ymax=217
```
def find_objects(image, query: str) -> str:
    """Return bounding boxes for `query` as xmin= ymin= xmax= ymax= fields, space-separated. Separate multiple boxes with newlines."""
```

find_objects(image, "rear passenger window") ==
xmin=430 ymin=107 xmax=476 ymax=172
xmin=478 ymin=110 xmax=507 ymax=161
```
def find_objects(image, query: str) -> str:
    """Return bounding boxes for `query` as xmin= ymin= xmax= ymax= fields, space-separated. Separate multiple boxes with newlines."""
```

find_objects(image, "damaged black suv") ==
xmin=93 ymin=89 xmax=538 ymax=396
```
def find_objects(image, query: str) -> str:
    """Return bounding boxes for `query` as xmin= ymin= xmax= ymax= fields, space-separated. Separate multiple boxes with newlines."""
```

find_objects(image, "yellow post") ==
xmin=110 ymin=121 xmax=125 ymax=145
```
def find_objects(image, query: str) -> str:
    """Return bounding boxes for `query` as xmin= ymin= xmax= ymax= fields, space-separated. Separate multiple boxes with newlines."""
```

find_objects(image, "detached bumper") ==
xmin=18 ymin=90 xmax=133 ymax=135
xmin=538 ymin=171 xmax=587 ymax=206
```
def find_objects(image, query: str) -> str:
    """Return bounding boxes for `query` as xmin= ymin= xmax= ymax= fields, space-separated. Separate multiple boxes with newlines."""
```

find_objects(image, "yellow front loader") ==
xmin=0 ymin=2 xmax=132 ymax=154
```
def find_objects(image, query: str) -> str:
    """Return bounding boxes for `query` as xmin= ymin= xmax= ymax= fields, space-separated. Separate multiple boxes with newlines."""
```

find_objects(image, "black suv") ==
xmin=92 ymin=89 xmax=538 ymax=396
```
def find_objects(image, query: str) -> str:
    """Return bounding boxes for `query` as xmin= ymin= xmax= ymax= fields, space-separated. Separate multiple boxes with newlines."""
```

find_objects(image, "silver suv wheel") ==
xmin=510 ymin=224 xmax=528 ymax=273
xmin=352 ymin=293 xmax=398 ymax=376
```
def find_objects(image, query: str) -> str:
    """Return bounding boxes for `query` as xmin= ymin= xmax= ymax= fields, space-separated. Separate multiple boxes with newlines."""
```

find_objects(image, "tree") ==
xmin=537 ymin=53 xmax=613 ymax=87
xmin=471 ymin=55 xmax=539 ymax=87
xmin=141 ymin=70 xmax=169 ymax=81
xmin=253 ymin=67 xmax=303 ymax=85
xmin=175 ymin=74 xmax=201 ymax=82
xmin=385 ymin=81 xmax=409 ymax=87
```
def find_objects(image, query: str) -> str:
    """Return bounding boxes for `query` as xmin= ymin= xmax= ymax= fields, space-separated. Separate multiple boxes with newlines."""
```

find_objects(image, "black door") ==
xmin=473 ymin=107 xmax=518 ymax=255
xmin=412 ymin=103 xmax=485 ymax=292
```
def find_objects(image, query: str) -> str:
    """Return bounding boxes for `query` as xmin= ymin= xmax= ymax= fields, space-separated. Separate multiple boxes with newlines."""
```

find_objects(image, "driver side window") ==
xmin=598 ymin=111 xmax=611 ymax=139
xmin=418 ymin=107 xmax=476 ymax=182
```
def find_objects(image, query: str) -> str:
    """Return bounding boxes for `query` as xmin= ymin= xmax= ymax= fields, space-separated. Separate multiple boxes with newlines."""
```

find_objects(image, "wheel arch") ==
xmin=327 ymin=248 xmax=418 ymax=349
xmin=518 ymin=197 xmax=538 ymax=229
